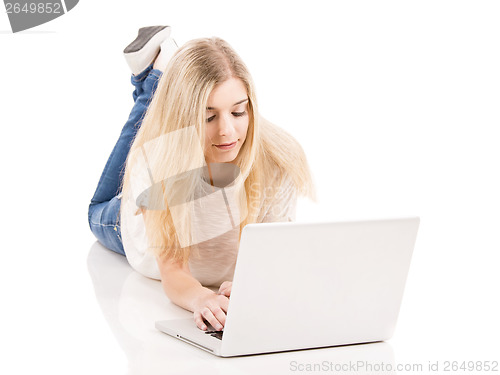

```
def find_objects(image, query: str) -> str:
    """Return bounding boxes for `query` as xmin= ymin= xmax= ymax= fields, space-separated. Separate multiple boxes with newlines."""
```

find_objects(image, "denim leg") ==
xmin=88 ymin=64 xmax=163 ymax=255
xmin=88 ymin=196 xmax=126 ymax=255
xmin=90 ymin=64 xmax=162 ymax=205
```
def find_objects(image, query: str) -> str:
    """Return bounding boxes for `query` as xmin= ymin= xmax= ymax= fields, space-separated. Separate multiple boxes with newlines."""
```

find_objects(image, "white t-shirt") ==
xmin=120 ymin=167 xmax=297 ymax=287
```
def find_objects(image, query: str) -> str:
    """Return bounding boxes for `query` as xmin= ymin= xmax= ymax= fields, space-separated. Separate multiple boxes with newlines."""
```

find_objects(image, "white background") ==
xmin=1 ymin=1 xmax=499 ymax=374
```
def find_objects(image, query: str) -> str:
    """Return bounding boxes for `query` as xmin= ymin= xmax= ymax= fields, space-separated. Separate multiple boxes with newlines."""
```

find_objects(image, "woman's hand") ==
xmin=217 ymin=281 xmax=232 ymax=298
xmin=193 ymin=292 xmax=229 ymax=331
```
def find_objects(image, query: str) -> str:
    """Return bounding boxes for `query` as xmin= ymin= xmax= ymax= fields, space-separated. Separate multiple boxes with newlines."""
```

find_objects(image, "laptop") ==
xmin=155 ymin=217 xmax=420 ymax=357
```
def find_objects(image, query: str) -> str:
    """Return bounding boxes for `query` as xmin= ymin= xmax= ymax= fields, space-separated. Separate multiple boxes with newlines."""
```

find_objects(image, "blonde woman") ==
xmin=88 ymin=26 xmax=316 ymax=332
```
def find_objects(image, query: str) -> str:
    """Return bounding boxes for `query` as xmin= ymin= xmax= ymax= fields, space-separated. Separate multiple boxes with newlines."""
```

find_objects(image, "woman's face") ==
xmin=204 ymin=77 xmax=249 ymax=164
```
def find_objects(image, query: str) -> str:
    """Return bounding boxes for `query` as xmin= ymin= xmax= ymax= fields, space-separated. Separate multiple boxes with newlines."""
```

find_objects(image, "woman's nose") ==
xmin=217 ymin=114 xmax=234 ymax=136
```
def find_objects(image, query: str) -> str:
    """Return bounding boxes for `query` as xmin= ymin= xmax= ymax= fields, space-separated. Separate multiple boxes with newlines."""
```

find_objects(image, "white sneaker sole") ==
xmin=124 ymin=26 xmax=171 ymax=76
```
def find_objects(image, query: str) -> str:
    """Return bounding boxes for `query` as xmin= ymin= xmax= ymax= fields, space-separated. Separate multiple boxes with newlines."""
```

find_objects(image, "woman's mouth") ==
xmin=214 ymin=141 xmax=237 ymax=150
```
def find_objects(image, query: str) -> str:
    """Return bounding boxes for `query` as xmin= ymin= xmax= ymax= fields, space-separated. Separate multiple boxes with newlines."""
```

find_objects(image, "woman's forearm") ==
xmin=156 ymin=256 xmax=215 ymax=312
xmin=161 ymin=268 xmax=215 ymax=312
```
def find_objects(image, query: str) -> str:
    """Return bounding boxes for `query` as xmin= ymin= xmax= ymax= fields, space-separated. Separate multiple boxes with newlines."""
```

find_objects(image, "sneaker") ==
xmin=123 ymin=26 xmax=171 ymax=76
xmin=152 ymin=38 xmax=179 ymax=73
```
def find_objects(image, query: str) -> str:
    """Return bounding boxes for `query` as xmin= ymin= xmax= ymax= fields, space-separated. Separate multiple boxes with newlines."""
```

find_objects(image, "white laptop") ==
xmin=155 ymin=217 xmax=420 ymax=357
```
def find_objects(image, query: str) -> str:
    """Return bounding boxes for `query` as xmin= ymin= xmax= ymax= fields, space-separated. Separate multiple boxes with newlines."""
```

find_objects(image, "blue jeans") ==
xmin=88 ymin=64 xmax=162 ymax=255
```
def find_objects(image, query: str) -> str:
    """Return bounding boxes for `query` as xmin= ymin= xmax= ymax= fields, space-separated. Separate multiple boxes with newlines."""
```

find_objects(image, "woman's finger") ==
xmin=193 ymin=312 xmax=207 ymax=331
xmin=211 ymin=306 xmax=227 ymax=328
xmin=201 ymin=307 xmax=224 ymax=331
xmin=217 ymin=294 xmax=230 ymax=313
xmin=218 ymin=281 xmax=232 ymax=297
xmin=218 ymin=281 xmax=229 ymax=293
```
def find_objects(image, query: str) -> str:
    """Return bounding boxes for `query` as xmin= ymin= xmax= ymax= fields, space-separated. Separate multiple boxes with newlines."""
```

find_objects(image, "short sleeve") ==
xmin=259 ymin=174 xmax=297 ymax=223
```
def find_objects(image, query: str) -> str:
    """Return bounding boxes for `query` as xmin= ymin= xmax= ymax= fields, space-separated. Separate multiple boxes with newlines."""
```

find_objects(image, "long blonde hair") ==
xmin=121 ymin=37 xmax=316 ymax=264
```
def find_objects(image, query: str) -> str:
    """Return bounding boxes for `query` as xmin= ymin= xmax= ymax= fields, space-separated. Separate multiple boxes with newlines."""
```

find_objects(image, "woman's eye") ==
xmin=232 ymin=111 xmax=246 ymax=117
xmin=207 ymin=115 xmax=216 ymax=122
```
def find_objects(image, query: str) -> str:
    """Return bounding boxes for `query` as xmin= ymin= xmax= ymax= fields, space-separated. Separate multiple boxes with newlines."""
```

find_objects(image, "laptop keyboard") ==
xmin=205 ymin=330 xmax=224 ymax=340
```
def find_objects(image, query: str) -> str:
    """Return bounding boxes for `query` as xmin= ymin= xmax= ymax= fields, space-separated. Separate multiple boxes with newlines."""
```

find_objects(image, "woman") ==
xmin=88 ymin=26 xmax=316 ymax=332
